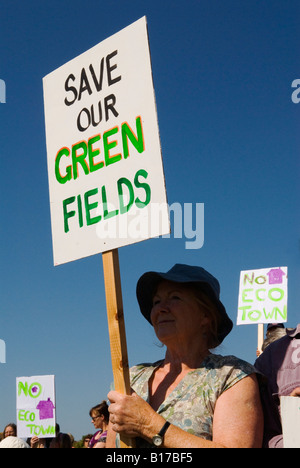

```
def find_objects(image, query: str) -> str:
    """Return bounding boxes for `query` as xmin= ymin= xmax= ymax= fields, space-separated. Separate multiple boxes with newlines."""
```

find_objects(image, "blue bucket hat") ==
xmin=136 ymin=264 xmax=233 ymax=345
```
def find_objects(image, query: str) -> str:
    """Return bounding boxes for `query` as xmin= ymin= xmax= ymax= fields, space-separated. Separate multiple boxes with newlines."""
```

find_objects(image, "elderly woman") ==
xmin=107 ymin=264 xmax=263 ymax=448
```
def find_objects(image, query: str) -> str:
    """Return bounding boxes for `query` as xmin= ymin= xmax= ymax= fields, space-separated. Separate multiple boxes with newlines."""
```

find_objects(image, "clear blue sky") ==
xmin=0 ymin=0 xmax=299 ymax=440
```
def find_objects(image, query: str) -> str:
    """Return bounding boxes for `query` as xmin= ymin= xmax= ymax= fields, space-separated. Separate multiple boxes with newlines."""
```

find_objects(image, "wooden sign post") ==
xmin=257 ymin=323 xmax=264 ymax=355
xmin=102 ymin=249 xmax=130 ymax=395
xmin=102 ymin=249 xmax=133 ymax=448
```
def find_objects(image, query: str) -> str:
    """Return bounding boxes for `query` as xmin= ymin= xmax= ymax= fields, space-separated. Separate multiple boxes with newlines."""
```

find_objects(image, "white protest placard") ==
xmin=281 ymin=396 xmax=300 ymax=448
xmin=237 ymin=267 xmax=288 ymax=325
xmin=43 ymin=16 xmax=170 ymax=266
xmin=16 ymin=375 xmax=56 ymax=439
xmin=0 ymin=338 xmax=5 ymax=363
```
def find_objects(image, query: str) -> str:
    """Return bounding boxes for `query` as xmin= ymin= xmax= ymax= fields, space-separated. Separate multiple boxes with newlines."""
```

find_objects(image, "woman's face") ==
xmin=84 ymin=437 xmax=91 ymax=447
xmin=150 ymin=281 xmax=211 ymax=346
xmin=4 ymin=425 xmax=16 ymax=437
xmin=91 ymin=412 xmax=104 ymax=430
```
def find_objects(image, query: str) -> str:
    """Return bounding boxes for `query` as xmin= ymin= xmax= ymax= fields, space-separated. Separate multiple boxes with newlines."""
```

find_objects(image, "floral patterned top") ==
xmin=130 ymin=354 xmax=256 ymax=447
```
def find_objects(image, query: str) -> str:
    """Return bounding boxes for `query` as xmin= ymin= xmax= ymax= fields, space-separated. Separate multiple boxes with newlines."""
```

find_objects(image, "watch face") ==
xmin=152 ymin=435 xmax=163 ymax=446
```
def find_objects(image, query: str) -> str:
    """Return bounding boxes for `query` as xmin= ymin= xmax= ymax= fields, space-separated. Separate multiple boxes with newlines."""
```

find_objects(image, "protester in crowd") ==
xmin=255 ymin=324 xmax=300 ymax=448
xmin=107 ymin=264 xmax=263 ymax=448
xmin=256 ymin=323 xmax=287 ymax=357
xmin=263 ymin=323 xmax=287 ymax=351
xmin=2 ymin=423 xmax=17 ymax=438
xmin=49 ymin=432 xmax=72 ymax=448
xmin=83 ymin=434 xmax=93 ymax=448
xmin=29 ymin=436 xmax=46 ymax=448
xmin=89 ymin=400 xmax=109 ymax=448
xmin=0 ymin=436 xmax=30 ymax=448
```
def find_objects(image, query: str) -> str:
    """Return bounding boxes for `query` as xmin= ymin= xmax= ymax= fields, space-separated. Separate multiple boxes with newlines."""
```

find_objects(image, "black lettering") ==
xmin=104 ymin=94 xmax=119 ymax=121
xmin=91 ymin=100 xmax=103 ymax=127
xmin=89 ymin=59 xmax=105 ymax=92
xmin=78 ymin=68 xmax=93 ymax=101
xmin=64 ymin=74 xmax=78 ymax=106
xmin=77 ymin=107 xmax=91 ymax=132
xmin=106 ymin=51 xmax=122 ymax=86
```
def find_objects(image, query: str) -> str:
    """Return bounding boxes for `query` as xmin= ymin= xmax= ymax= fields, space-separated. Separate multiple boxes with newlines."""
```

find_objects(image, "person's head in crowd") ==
xmin=3 ymin=423 xmax=17 ymax=438
xmin=49 ymin=432 xmax=72 ymax=448
xmin=90 ymin=400 xmax=109 ymax=431
xmin=262 ymin=323 xmax=287 ymax=351
xmin=83 ymin=434 xmax=93 ymax=448
xmin=137 ymin=263 xmax=233 ymax=350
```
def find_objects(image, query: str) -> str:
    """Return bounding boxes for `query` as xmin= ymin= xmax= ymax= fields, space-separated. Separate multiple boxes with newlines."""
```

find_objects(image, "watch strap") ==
xmin=158 ymin=421 xmax=170 ymax=437
xmin=152 ymin=420 xmax=171 ymax=446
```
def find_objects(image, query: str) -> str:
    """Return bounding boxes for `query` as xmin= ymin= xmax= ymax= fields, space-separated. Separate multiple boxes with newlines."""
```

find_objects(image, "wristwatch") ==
xmin=152 ymin=421 xmax=171 ymax=447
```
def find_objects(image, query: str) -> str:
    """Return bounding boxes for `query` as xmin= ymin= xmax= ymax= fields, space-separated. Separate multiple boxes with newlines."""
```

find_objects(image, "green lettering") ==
xmin=256 ymin=289 xmax=266 ymax=301
xmin=34 ymin=425 xmax=42 ymax=436
xmin=88 ymin=134 xmax=104 ymax=173
xmin=103 ymin=127 xmax=122 ymax=167
xmin=102 ymin=185 xmax=119 ymax=220
xmin=274 ymin=305 xmax=287 ymax=321
xmin=122 ymin=116 xmax=145 ymax=159
xmin=29 ymin=383 xmax=42 ymax=398
xmin=18 ymin=381 xmax=28 ymax=397
xmin=255 ymin=275 xmax=267 ymax=285
xmin=242 ymin=289 xmax=253 ymax=302
xmin=40 ymin=426 xmax=46 ymax=436
xmin=248 ymin=309 xmax=261 ymax=322
xmin=262 ymin=307 xmax=276 ymax=321
xmin=45 ymin=425 xmax=55 ymax=435
xmin=63 ymin=197 xmax=76 ymax=233
xmin=55 ymin=147 xmax=72 ymax=184
xmin=72 ymin=141 xmax=89 ymax=180
xmin=18 ymin=409 xmax=26 ymax=421
xmin=84 ymin=188 xmax=101 ymax=225
xmin=77 ymin=195 xmax=83 ymax=228
xmin=268 ymin=288 xmax=284 ymax=302
xmin=243 ymin=273 xmax=254 ymax=285
xmin=238 ymin=305 xmax=251 ymax=321
xmin=117 ymin=177 xmax=134 ymax=214
xmin=26 ymin=424 xmax=35 ymax=435
xmin=134 ymin=169 xmax=151 ymax=208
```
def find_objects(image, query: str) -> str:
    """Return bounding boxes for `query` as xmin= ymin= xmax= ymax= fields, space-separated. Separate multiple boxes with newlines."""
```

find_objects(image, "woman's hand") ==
xmin=290 ymin=387 xmax=300 ymax=397
xmin=107 ymin=390 xmax=156 ymax=439
xmin=30 ymin=436 xmax=39 ymax=448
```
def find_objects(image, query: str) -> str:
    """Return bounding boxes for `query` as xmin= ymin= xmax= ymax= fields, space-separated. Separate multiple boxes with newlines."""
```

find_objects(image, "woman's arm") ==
xmin=211 ymin=373 xmax=263 ymax=448
xmin=107 ymin=374 xmax=263 ymax=448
